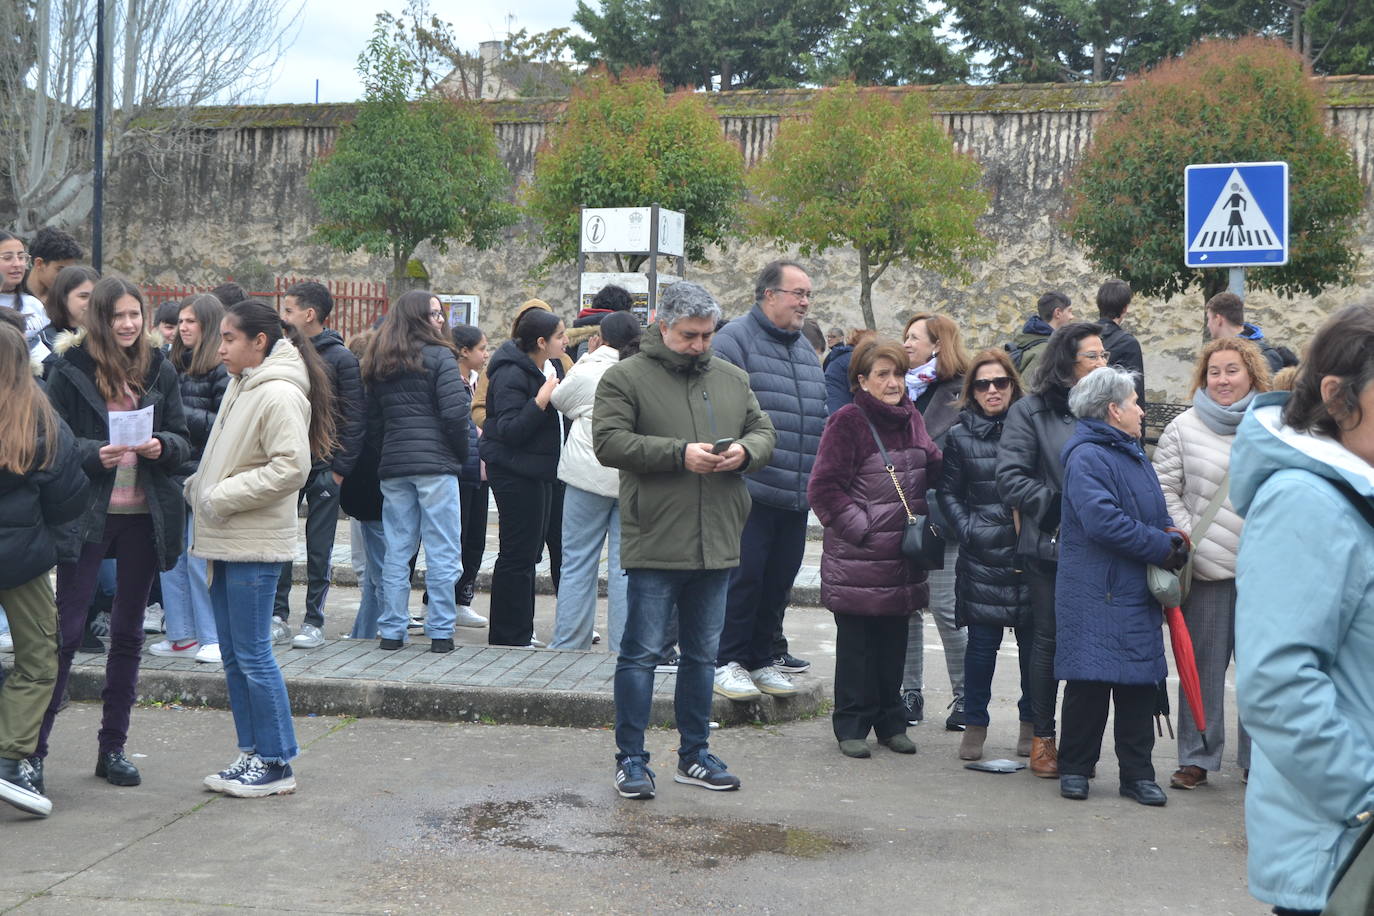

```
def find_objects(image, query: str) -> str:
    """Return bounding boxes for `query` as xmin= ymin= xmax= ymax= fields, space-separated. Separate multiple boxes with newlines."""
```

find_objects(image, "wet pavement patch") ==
xmin=422 ymin=792 xmax=850 ymax=866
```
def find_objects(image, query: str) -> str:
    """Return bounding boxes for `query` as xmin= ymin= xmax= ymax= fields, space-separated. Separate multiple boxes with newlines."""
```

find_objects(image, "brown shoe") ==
xmin=1017 ymin=722 xmax=1034 ymax=758
xmin=1030 ymin=737 xmax=1059 ymax=778
xmin=959 ymin=725 xmax=987 ymax=761
xmin=1170 ymin=765 xmax=1208 ymax=789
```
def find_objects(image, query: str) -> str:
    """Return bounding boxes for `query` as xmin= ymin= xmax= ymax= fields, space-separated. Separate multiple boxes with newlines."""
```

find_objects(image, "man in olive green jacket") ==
xmin=594 ymin=281 xmax=775 ymax=801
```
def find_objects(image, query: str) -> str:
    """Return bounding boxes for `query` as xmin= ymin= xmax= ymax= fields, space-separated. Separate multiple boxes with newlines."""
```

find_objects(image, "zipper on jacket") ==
xmin=702 ymin=389 xmax=717 ymax=438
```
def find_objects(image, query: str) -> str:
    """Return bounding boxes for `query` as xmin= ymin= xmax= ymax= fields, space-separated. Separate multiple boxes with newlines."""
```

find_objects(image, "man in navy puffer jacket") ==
xmin=711 ymin=261 xmax=827 ymax=699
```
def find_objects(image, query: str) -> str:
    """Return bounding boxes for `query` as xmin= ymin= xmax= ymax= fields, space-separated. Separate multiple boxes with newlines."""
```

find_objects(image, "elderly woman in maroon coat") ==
xmin=808 ymin=340 xmax=943 ymax=758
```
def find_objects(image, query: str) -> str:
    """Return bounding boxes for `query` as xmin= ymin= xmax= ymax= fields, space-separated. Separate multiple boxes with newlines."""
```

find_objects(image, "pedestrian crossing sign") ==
xmin=1185 ymin=161 xmax=1288 ymax=268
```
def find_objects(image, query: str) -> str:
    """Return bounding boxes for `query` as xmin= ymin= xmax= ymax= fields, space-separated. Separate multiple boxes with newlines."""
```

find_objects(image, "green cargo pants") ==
xmin=0 ymin=573 xmax=58 ymax=760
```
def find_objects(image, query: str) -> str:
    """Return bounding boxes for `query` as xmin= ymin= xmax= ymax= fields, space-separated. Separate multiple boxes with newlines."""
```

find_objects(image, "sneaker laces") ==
xmin=696 ymin=752 xmax=728 ymax=775
xmin=235 ymin=755 xmax=267 ymax=782
xmin=621 ymin=757 xmax=654 ymax=781
xmin=17 ymin=758 xmax=38 ymax=783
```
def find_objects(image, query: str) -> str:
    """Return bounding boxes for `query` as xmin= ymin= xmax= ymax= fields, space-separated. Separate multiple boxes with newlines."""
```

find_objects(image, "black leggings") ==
xmin=1026 ymin=561 xmax=1060 ymax=738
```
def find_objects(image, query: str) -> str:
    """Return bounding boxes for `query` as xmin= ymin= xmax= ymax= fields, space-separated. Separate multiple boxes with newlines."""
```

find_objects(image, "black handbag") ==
xmin=861 ymin=413 xmax=945 ymax=570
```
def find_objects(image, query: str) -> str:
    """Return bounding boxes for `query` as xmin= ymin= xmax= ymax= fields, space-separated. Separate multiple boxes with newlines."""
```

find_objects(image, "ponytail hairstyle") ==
xmin=0 ymin=323 xmax=59 ymax=472
xmin=512 ymin=308 xmax=562 ymax=353
xmin=451 ymin=322 xmax=484 ymax=353
xmin=363 ymin=289 xmax=458 ymax=383
xmin=84 ymin=277 xmax=154 ymax=401
xmin=599 ymin=311 xmax=641 ymax=359
xmin=170 ymin=293 xmax=226 ymax=377
xmin=45 ymin=265 xmax=100 ymax=330
xmin=226 ymin=299 xmax=337 ymax=460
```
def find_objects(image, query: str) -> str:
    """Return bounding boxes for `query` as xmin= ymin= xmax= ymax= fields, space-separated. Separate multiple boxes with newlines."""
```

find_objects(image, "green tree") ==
xmin=808 ymin=0 xmax=971 ymax=85
xmin=747 ymin=82 xmax=993 ymax=330
xmin=307 ymin=23 xmax=518 ymax=286
xmin=524 ymin=67 xmax=746 ymax=271
xmin=569 ymin=0 xmax=847 ymax=90
xmin=1066 ymin=37 xmax=1365 ymax=301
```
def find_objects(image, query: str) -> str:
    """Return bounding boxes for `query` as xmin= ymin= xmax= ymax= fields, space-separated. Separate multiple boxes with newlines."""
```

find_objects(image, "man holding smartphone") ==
xmin=594 ymin=282 xmax=776 ymax=800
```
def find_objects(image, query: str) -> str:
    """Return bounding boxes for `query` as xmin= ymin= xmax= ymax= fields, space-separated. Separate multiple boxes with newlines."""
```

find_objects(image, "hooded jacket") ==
xmin=45 ymin=329 xmax=190 ymax=570
xmin=1231 ymin=392 xmax=1374 ymax=912
xmin=996 ymin=385 xmax=1077 ymax=564
xmin=1054 ymin=418 xmax=1173 ymax=685
xmin=480 ymin=339 xmax=561 ymax=480
xmin=1151 ymin=405 xmax=1244 ymax=580
xmin=0 ymin=416 xmax=91 ymax=589
xmin=808 ymin=390 xmax=941 ymax=616
xmin=1008 ymin=314 xmax=1053 ymax=381
xmin=312 ymin=328 xmax=365 ymax=478
xmin=938 ymin=406 xmax=1028 ymax=627
xmin=551 ymin=343 xmax=621 ymax=498
xmin=1096 ymin=318 xmax=1146 ymax=408
xmin=713 ymin=305 xmax=827 ymax=512
xmin=367 ymin=342 xmax=469 ymax=480
xmin=1239 ymin=322 xmax=1289 ymax=374
xmin=185 ymin=338 xmax=313 ymax=563
xmin=593 ymin=323 xmax=776 ymax=570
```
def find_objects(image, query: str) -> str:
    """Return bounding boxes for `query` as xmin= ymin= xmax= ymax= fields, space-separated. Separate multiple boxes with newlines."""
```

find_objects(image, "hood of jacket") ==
xmin=641 ymin=322 xmax=713 ymax=376
xmin=312 ymin=327 xmax=345 ymax=353
xmin=1239 ymin=322 xmax=1268 ymax=343
xmin=1231 ymin=391 xmax=1374 ymax=518
xmin=1018 ymin=314 xmax=1054 ymax=338
xmin=486 ymin=338 xmax=547 ymax=383
xmin=240 ymin=337 xmax=311 ymax=398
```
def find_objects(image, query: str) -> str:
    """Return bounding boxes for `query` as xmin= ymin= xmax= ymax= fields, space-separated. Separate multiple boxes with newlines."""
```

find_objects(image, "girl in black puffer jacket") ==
xmin=939 ymin=349 xmax=1031 ymax=762
xmin=154 ymin=293 xmax=229 ymax=663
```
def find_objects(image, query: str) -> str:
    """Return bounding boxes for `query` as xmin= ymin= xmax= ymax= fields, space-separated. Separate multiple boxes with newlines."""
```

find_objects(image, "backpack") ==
xmin=1260 ymin=340 xmax=1300 ymax=370
xmin=1004 ymin=336 xmax=1048 ymax=371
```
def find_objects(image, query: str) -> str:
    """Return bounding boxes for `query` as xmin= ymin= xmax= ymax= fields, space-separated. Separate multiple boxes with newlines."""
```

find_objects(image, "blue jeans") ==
xmin=550 ymin=486 xmax=627 ymax=654
xmin=160 ymin=511 xmax=218 ymax=645
xmin=350 ymin=519 xmax=388 ymax=639
xmin=380 ymin=474 xmax=461 ymax=642
xmin=208 ymin=561 xmax=297 ymax=764
xmin=963 ymin=622 xmax=1033 ymax=728
xmin=614 ymin=568 xmax=730 ymax=764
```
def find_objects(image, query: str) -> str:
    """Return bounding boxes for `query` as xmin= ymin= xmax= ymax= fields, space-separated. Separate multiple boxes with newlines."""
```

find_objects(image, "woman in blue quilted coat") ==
xmin=1055 ymin=366 xmax=1188 ymax=806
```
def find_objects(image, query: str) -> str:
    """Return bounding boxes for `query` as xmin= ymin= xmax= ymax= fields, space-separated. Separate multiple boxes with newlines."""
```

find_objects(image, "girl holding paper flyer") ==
xmin=38 ymin=278 xmax=189 ymax=792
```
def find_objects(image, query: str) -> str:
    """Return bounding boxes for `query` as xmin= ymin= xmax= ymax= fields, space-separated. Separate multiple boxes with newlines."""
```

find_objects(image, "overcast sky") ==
xmin=261 ymin=0 xmax=580 ymax=104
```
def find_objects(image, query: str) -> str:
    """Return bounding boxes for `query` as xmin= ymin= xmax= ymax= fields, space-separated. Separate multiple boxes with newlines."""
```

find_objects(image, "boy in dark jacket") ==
xmin=1094 ymin=279 xmax=1146 ymax=411
xmin=273 ymin=281 xmax=365 ymax=649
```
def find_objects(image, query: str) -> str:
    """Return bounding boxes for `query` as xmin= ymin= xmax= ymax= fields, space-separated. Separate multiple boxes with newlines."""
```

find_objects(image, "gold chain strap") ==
xmin=883 ymin=463 xmax=918 ymax=523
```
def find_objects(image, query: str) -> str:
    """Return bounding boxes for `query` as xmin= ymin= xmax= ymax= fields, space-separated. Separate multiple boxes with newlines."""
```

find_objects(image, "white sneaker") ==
xmin=455 ymin=606 xmax=488 ymax=628
xmin=142 ymin=603 xmax=165 ymax=634
xmin=0 ymin=631 xmax=12 ymax=652
xmin=149 ymin=638 xmax=198 ymax=658
xmin=528 ymin=633 xmax=547 ymax=648
xmin=291 ymin=624 xmax=324 ymax=649
xmin=713 ymin=662 xmax=762 ymax=700
xmin=270 ymin=618 xmax=291 ymax=645
xmin=194 ymin=643 xmax=222 ymax=664
xmin=748 ymin=665 xmax=799 ymax=697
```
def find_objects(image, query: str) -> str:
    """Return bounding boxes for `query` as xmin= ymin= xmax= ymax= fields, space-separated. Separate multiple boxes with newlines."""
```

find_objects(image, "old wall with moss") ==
xmin=102 ymin=79 xmax=1374 ymax=401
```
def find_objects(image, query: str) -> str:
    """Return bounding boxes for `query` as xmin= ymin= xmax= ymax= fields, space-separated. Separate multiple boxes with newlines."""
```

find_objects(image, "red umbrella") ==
xmin=1162 ymin=528 xmax=1208 ymax=752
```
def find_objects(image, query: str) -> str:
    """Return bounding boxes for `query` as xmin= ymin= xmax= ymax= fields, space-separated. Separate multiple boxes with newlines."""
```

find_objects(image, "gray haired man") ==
xmin=594 ymin=282 xmax=776 ymax=800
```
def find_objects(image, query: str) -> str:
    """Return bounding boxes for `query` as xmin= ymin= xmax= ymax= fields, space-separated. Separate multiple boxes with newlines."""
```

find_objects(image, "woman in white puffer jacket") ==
xmin=1152 ymin=337 xmax=1271 ymax=791
xmin=548 ymin=312 xmax=642 ymax=654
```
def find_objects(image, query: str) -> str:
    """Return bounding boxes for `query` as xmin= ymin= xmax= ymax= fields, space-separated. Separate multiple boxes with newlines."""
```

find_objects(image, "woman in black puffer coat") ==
xmin=939 ymin=349 xmax=1030 ymax=762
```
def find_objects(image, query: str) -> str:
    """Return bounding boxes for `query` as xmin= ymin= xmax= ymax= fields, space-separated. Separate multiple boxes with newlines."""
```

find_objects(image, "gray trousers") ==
xmin=1177 ymin=577 xmax=1251 ymax=771
xmin=902 ymin=543 xmax=966 ymax=699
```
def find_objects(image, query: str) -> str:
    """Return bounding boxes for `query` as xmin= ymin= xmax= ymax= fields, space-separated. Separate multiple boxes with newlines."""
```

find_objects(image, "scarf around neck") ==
xmin=1192 ymin=387 xmax=1255 ymax=436
xmin=905 ymin=357 xmax=939 ymax=402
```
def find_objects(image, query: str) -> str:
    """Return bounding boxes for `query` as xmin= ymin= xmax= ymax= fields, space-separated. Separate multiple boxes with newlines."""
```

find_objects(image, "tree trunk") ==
xmin=1093 ymin=44 xmax=1105 ymax=82
xmin=858 ymin=246 xmax=877 ymax=330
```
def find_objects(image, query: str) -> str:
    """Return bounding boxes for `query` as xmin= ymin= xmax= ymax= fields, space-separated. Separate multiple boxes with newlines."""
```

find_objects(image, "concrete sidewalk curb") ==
xmin=67 ymin=662 xmax=829 ymax=729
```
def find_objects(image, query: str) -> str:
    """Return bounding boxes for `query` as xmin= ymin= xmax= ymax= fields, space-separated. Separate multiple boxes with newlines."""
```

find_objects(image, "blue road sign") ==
xmin=1184 ymin=161 xmax=1289 ymax=268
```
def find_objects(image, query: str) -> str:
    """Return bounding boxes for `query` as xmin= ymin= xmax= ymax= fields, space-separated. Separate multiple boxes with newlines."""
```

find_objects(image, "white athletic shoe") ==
xmin=713 ymin=662 xmax=762 ymax=700
xmin=194 ymin=643 xmax=222 ymax=664
xmin=748 ymin=665 xmax=799 ymax=697
xmin=455 ymin=606 xmax=488 ymax=628
xmin=291 ymin=624 xmax=324 ymax=649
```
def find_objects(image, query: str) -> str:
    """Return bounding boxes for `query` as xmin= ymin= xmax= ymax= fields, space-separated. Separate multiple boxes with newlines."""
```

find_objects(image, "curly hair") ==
xmin=1189 ymin=337 xmax=1272 ymax=397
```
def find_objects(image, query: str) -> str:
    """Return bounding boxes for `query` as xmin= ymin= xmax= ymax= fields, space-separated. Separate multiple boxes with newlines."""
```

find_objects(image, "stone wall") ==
xmin=100 ymin=80 xmax=1374 ymax=401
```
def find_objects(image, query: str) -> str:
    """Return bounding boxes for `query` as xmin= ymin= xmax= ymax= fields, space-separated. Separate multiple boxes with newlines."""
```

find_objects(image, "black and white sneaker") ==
xmin=902 ymin=689 xmax=925 ymax=726
xmin=203 ymin=752 xmax=253 ymax=792
xmin=653 ymin=653 xmax=680 ymax=674
xmin=221 ymin=756 xmax=296 ymax=798
xmin=675 ymin=752 xmax=741 ymax=791
xmin=771 ymin=653 xmax=811 ymax=674
xmin=614 ymin=757 xmax=656 ymax=799
xmin=0 ymin=757 xmax=51 ymax=817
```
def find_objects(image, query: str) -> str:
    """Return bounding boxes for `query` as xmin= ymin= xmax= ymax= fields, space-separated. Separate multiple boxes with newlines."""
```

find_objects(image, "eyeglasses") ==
xmin=429 ymin=310 xmax=444 ymax=320
xmin=1078 ymin=350 xmax=1111 ymax=363
xmin=0 ymin=252 xmax=29 ymax=265
xmin=769 ymin=287 xmax=812 ymax=301
xmin=972 ymin=376 xmax=1013 ymax=393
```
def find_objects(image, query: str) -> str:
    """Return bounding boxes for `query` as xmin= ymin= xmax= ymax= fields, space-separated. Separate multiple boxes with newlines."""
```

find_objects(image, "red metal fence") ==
xmin=142 ymin=277 xmax=390 ymax=342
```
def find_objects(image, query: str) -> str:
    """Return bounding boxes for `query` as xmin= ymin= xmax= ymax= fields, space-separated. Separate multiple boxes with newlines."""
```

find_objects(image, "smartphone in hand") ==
xmin=711 ymin=437 xmax=735 ymax=455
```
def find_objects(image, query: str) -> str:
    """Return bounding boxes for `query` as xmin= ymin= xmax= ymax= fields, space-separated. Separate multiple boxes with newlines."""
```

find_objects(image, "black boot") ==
xmin=96 ymin=750 xmax=142 ymax=786
xmin=0 ymin=756 xmax=51 ymax=816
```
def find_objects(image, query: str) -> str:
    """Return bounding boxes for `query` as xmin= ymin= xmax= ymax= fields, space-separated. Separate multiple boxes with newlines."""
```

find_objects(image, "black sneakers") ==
xmin=615 ymin=757 xmax=656 ymax=799
xmin=96 ymin=750 xmax=141 ymax=786
xmin=944 ymin=697 xmax=967 ymax=732
xmin=675 ymin=752 xmax=741 ymax=791
xmin=0 ymin=756 xmax=50 ymax=817
xmin=220 ymin=755 xmax=297 ymax=798
xmin=771 ymin=653 xmax=811 ymax=674
xmin=902 ymin=689 xmax=925 ymax=725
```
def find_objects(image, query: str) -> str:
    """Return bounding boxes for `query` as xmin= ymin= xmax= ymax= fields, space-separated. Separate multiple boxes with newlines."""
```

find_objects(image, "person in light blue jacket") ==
xmin=1232 ymin=303 xmax=1374 ymax=915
